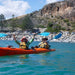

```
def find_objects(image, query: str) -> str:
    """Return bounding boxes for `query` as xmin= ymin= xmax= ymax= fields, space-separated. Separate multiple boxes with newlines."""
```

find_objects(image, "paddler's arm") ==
xmin=15 ymin=40 xmax=20 ymax=45
xmin=27 ymin=34 xmax=35 ymax=45
xmin=13 ymin=34 xmax=20 ymax=45
xmin=29 ymin=38 xmax=34 ymax=44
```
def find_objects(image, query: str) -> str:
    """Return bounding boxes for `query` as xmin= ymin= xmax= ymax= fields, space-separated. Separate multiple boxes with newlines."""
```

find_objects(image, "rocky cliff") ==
xmin=42 ymin=0 xmax=75 ymax=21
xmin=7 ymin=0 xmax=75 ymax=31
xmin=30 ymin=0 xmax=75 ymax=21
xmin=28 ymin=0 xmax=75 ymax=31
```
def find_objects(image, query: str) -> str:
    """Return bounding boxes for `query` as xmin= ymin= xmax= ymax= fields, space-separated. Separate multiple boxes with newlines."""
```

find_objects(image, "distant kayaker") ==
xmin=13 ymin=34 xmax=35 ymax=50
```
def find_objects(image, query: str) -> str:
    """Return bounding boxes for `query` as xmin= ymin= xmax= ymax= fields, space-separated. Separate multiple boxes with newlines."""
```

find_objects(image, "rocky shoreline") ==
xmin=0 ymin=30 xmax=75 ymax=43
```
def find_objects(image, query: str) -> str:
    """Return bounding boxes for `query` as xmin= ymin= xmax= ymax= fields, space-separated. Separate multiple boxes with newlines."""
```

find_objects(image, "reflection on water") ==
xmin=0 ymin=55 xmax=29 ymax=64
xmin=20 ymin=54 xmax=29 ymax=59
xmin=40 ymin=52 xmax=51 ymax=56
xmin=19 ymin=52 xmax=52 ymax=66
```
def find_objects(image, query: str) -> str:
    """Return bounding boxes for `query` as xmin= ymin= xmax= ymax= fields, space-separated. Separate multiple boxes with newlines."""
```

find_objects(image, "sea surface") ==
xmin=0 ymin=40 xmax=75 ymax=75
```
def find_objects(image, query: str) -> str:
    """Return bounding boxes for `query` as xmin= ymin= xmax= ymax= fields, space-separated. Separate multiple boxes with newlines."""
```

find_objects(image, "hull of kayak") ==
xmin=0 ymin=47 xmax=55 ymax=56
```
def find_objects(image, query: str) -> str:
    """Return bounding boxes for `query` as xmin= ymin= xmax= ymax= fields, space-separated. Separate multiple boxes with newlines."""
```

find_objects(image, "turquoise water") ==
xmin=0 ymin=40 xmax=75 ymax=75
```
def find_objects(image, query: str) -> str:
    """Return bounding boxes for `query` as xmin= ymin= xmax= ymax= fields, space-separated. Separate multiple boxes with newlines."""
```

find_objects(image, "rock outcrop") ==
xmin=30 ymin=0 xmax=75 ymax=21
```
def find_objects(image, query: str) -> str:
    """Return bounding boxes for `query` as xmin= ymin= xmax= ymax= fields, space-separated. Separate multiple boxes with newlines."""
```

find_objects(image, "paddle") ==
xmin=53 ymin=32 xmax=63 ymax=39
xmin=39 ymin=32 xmax=50 ymax=36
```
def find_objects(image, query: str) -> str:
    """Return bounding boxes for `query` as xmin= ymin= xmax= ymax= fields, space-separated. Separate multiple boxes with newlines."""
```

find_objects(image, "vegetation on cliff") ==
xmin=17 ymin=15 xmax=33 ymax=31
xmin=0 ymin=14 xmax=6 ymax=31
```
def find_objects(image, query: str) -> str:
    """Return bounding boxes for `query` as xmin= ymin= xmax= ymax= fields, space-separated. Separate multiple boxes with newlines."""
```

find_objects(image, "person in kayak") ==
xmin=13 ymin=34 xmax=35 ymax=50
xmin=31 ymin=37 xmax=50 ymax=49
xmin=38 ymin=38 xmax=50 ymax=49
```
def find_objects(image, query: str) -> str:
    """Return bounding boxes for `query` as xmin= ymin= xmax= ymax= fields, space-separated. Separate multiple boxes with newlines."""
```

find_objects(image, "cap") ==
xmin=21 ymin=36 xmax=28 ymax=42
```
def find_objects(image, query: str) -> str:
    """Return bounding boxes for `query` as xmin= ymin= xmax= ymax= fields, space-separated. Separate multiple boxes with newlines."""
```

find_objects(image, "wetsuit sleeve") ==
xmin=15 ymin=40 xmax=20 ymax=45
xmin=27 ymin=38 xmax=34 ymax=46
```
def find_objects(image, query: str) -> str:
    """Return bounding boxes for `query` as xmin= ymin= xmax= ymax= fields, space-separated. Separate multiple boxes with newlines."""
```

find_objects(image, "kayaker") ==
xmin=38 ymin=38 xmax=50 ymax=49
xmin=13 ymin=34 xmax=35 ymax=50
xmin=31 ymin=37 xmax=50 ymax=49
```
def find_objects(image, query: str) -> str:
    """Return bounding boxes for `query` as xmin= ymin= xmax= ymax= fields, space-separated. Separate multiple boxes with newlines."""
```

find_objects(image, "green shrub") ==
xmin=46 ymin=24 xmax=61 ymax=32
xmin=67 ymin=22 xmax=71 ymax=26
xmin=61 ymin=27 xmax=66 ymax=30
xmin=71 ymin=22 xmax=75 ymax=27
xmin=20 ymin=15 xmax=33 ymax=31
xmin=63 ymin=19 xmax=69 ymax=22
xmin=47 ymin=22 xmax=53 ymax=27
xmin=36 ymin=25 xmax=45 ymax=28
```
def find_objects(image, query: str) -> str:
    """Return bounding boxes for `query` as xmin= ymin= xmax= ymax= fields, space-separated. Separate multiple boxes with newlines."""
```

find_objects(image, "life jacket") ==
xmin=20 ymin=42 xmax=27 ymax=49
xmin=39 ymin=42 xmax=49 ymax=49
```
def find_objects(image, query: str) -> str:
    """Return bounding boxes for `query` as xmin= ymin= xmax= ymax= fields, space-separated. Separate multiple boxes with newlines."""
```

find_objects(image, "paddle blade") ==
xmin=53 ymin=32 xmax=62 ymax=39
xmin=39 ymin=32 xmax=50 ymax=36
xmin=0 ymin=33 xmax=8 ymax=37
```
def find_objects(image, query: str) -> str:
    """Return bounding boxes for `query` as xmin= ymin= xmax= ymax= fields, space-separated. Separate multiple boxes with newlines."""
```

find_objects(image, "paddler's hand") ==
xmin=13 ymin=34 xmax=15 ymax=37
xmin=13 ymin=34 xmax=16 ymax=41
xmin=13 ymin=34 xmax=15 ymax=38
xmin=33 ymin=33 xmax=37 ymax=38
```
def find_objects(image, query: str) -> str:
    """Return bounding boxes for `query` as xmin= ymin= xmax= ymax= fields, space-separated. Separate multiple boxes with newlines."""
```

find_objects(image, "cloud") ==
xmin=46 ymin=0 xmax=63 ymax=4
xmin=0 ymin=0 xmax=30 ymax=19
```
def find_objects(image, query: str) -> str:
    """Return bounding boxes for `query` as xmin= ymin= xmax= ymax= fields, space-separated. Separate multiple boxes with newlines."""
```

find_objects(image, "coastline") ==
xmin=0 ymin=31 xmax=75 ymax=43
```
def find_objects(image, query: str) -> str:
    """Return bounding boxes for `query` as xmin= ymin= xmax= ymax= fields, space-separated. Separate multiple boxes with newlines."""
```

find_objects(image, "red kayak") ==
xmin=0 ymin=47 xmax=55 ymax=56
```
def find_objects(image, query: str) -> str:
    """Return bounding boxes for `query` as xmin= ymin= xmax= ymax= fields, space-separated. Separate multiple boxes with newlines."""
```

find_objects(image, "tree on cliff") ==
xmin=0 ymin=14 xmax=6 ymax=31
xmin=46 ymin=22 xmax=61 ymax=32
xmin=10 ymin=14 xmax=18 ymax=32
xmin=20 ymin=15 xmax=33 ymax=31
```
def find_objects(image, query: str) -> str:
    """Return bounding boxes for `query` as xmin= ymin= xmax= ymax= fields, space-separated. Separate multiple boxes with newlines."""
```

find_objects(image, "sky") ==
xmin=0 ymin=0 xmax=64 ymax=19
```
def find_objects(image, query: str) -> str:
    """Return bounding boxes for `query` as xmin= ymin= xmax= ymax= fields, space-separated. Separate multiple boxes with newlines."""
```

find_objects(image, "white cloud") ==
xmin=46 ymin=0 xmax=63 ymax=4
xmin=0 ymin=0 xmax=30 ymax=19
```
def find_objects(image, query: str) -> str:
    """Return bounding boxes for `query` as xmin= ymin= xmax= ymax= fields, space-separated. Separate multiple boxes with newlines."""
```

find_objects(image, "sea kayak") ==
xmin=0 ymin=47 xmax=55 ymax=56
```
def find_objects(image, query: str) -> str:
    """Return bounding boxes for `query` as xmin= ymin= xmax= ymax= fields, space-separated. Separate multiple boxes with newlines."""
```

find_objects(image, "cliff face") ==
xmin=31 ymin=0 xmax=75 ymax=21
xmin=26 ymin=0 xmax=75 ymax=31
